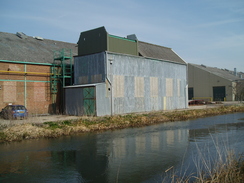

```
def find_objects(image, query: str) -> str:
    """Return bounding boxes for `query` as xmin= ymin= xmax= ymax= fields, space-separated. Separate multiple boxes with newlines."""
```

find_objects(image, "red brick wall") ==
xmin=0 ymin=62 xmax=61 ymax=115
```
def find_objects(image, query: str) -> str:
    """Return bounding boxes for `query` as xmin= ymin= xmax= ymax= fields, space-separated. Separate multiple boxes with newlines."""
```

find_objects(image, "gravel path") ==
xmin=0 ymin=115 xmax=82 ymax=126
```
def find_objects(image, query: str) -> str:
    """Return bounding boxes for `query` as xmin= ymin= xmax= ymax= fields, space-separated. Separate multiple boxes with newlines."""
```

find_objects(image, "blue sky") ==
xmin=1 ymin=0 xmax=244 ymax=72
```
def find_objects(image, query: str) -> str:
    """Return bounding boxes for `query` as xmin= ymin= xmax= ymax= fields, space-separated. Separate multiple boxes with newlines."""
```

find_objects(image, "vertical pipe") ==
xmin=105 ymin=52 xmax=113 ymax=115
xmin=110 ymin=59 xmax=114 ymax=115
xmin=186 ymin=64 xmax=189 ymax=108
xmin=24 ymin=64 xmax=27 ymax=107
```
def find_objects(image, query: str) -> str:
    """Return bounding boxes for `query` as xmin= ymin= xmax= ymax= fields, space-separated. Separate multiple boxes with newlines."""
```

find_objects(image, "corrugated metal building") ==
xmin=65 ymin=27 xmax=188 ymax=116
xmin=188 ymin=63 xmax=244 ymax=101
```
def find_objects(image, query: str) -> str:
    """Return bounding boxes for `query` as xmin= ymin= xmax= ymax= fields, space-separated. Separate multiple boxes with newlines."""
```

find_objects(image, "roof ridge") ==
xmin=0 ymin=31 xmax=77 ymax=45
xmin=138 ymin=40 xmax=171 ymax=49
xmin=189 ymin=63 xmax=240 ymax=80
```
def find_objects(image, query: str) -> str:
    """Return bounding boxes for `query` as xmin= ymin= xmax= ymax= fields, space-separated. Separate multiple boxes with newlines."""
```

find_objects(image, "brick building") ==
xmin=0 ymin=32 xmax=77 ymax=115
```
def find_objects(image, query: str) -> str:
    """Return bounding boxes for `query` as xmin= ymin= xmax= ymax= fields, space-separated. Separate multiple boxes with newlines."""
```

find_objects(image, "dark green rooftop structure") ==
xmin=77 ymin=26 xmax=138 ymax=56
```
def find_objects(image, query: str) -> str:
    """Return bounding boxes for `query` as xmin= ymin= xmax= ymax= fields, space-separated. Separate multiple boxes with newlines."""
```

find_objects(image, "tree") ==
xmin=235 ymin=80 xmax=244 ymax=102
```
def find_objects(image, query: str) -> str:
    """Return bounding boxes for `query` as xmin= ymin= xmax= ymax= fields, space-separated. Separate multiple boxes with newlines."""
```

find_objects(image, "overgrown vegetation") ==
xmin=163 ymin=132 xmax=244 ymax=183
xmin=163 ymin=152 xmax=244 ymax=183
xmin=194 ymin=153 xmax=244 ymax=183
xmin=0 ymin=105 xmax=244 ymax=143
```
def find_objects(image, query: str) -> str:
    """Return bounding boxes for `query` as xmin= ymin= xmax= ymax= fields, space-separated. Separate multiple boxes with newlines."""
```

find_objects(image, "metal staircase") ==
xmin=50 ymin=49 xmax=73 ymax=114
xmin=51 ymin=48 xmax=73 ymax=94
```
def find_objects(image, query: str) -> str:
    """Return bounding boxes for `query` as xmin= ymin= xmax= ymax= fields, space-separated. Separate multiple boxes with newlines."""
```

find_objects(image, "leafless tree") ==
xmin=234 ymin=80 xmax=244 ymax=102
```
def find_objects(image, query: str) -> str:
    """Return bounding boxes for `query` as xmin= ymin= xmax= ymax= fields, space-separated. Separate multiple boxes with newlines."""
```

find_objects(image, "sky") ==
xmin=1 ymin=0 xmax=244 ymax=72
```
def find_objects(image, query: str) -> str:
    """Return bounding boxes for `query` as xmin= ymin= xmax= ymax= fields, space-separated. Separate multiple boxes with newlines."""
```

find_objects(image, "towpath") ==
xmin=0 ymin=101 xmax=241 ymax=126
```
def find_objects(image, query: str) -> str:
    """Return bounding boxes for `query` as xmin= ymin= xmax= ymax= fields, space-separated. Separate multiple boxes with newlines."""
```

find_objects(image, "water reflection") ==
xmin=101 ymin=126 xmax=189 ymax=182
xmin=0 ymin=113 xmax=243 ymax=183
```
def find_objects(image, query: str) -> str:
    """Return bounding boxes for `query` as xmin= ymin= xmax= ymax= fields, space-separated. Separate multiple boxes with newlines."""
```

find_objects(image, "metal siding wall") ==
xmin=189 ymin=65 xmax=233 ymax=101
xmin=124 ymin=76 xmax=135 ymax=113
xmin=114 ymin=98 xmax=124 ymax=114
xmin=74 ymin=52 xmax=106 ymax=85
xmin=65 ymin=87 xmax=84 ymax=116
xmin=108 ymin=53 xmax=187 ymax=114
xmin=96 ymin=83 xmax=111 ymax=116
xmin=108 ymin=36 xmax=138 ymax=56
xmin=144 ymin=77 xmax=151 ymax=111
xmin=77 ymin=27 xmax=107 ymax=56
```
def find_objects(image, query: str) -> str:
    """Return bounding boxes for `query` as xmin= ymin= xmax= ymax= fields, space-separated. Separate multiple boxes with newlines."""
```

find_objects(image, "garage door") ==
xmin=188 ymin=87 xmax=194 ymax=100
xmin=213 ymin=86 xmax=225 ymax=101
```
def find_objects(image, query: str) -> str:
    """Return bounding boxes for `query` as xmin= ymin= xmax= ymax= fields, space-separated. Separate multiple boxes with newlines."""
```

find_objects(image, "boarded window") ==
xmin=8 ymin=64 xmax=21 ymax=71
xmin=177 ymin=79 xmax=181 ymax=97
xmin=135 ymin=77 xmax=144 ymax=97
xmin=150 ymin=77 xmax=158 ymax=97
xmin=166 ymin=78 xmax=173 ymax=97
xmin=34 ymin=82 xmax=46 ymax=101
xmin=3 ymin=81 xmax=16 ymax=102
xmin=79 ymin=76 xmax=88 ymax=84
xmin=91 ymin=74 xmax=102 ymax=83
xmin=113 ymin=75 xmax=124 ymax=97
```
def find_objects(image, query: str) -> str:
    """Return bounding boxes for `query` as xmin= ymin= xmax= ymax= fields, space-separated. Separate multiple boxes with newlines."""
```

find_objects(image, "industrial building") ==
xmin=0 ymin=27 xmax=188 ymax=116
xmin=0 ymin=32 xmax=77 ymax=115
xmin=65 ymin=27 xmax=188 ymax=116
xmin=188 ymin=63 xmax=244 ymax=101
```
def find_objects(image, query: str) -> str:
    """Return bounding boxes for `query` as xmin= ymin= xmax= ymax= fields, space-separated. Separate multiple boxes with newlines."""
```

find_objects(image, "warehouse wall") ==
xmin=64 ymin=86 xmax=84 ymax=116
xmin=107 ymin=53 xmax=188 ymax=114
xmin=0 ymin=61 xmax=59 ymax=115
xmin=188 ymin=64 xmax=234 ymax=101
xmin=74 ymin=52 xmax=106 ymax=85
xmin=96 ymin=83 xmax=111 ymax=116
xmin=108 ymin=35 xmax=138 ymax=56
xmin=73 ymin=52 xmax=187 ymax=116
xmin=64 ymin=83 xmax=110 ymax=116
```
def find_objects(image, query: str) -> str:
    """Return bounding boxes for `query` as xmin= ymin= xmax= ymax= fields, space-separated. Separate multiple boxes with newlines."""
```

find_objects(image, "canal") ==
xmin=0 ymin=113 xmax=244 ymax=183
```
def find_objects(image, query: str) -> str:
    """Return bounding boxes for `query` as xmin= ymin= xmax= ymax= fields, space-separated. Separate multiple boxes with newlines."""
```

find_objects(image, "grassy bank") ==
xmin=0 ymin=105 xmax=244 ymax=143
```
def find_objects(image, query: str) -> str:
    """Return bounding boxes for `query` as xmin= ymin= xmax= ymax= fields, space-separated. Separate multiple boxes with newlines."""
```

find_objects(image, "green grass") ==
xmin=0 ymin=132 xmax=7 ymax=141
xmin=43 ymin=120 xmax=73 ymax=130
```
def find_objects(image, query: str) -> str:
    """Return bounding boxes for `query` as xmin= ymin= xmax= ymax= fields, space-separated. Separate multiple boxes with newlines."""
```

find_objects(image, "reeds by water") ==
xmin=163 ymin=134 xmax=244 ymax=183
xmin=163 ymin=152 xmax=244 ymax=183
xmin=194 ymin=152 xmax=244 ymax=183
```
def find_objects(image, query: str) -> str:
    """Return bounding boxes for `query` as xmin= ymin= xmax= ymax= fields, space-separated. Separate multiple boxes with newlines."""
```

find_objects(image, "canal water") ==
xmin=0 ymin=113 xmax=244 ymax=183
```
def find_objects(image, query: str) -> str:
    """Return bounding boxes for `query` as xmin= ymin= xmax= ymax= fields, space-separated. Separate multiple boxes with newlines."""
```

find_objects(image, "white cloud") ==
xmin=1 ymin=0 xmax=244 ymax=71
xmin=194 ymin=18 xmax=244 ymax=28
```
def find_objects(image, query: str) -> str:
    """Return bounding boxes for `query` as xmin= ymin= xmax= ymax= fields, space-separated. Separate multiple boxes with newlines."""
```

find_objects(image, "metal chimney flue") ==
xmin=234 ymin=68 xmax=237 ymax=76
xmin=127 ymin=34 xmax=138 ymax=41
